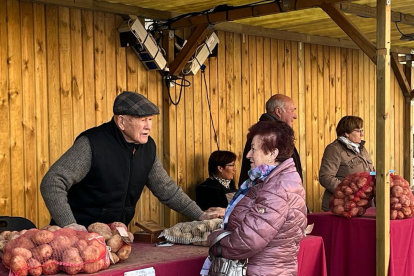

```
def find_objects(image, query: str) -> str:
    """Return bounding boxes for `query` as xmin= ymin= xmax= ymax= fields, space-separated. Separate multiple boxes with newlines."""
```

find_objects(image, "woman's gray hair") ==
xmin=266 ymin=94 xmax=288 ymax=113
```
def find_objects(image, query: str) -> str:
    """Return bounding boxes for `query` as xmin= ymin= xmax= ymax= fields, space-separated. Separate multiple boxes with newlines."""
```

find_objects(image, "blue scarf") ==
xmin=223 ymin=164 xmax=276 ymax=229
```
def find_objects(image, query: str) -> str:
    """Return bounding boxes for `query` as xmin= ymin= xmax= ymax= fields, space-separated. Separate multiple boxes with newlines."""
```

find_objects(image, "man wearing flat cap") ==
xmin=41 ymin=91 xmax=220 ymax=228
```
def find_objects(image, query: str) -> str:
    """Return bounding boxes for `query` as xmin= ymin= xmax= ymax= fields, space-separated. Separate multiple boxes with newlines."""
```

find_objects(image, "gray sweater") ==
xmin=40 ymin=136 xmax=204 ymax=227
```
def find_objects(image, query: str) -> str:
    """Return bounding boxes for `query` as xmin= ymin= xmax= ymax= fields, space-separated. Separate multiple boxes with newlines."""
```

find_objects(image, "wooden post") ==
xmin=404 ymin=61 xmax=414 ymax=186
xmin=376 ymin=0 xmax=391 ymax=275
xmin=162 ymin=30 xmax=178 ymax=227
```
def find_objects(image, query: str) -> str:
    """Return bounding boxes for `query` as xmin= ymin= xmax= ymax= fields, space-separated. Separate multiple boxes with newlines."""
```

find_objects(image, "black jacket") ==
xmin=66 ymin=119 xmax=156 ymax=227
xmin=239 ymin=113 xmax=303 ymax=186
xmin=196 ymin=178 xmax=237 ymax=211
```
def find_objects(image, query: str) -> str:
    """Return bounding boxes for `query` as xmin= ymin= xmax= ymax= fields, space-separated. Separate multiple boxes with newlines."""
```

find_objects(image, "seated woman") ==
xmin=207 ymin=121 xmax=307 ymax=276
xmin=196 ymin=151 xmax=237 ymax=211
xmin=319 ymin=115 xmax=375 ymax=211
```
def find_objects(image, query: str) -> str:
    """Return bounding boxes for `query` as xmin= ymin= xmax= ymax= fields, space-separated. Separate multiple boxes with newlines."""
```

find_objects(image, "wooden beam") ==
xmin=391 ymin=53 xmax=412 ymax=98
xmin=321 ymin=3 xmax=377 ymax=63
xmin=376 ymin=0 xmax=391 ymax=276
xmin=22 ymin=0 xmax=172 ymax=20
xmin=339 ymin=3 xmax=414 ymax=26
xmin=215 ymin=22 xmax=360 ymax=49
xmin=169 ymin=0 xmax=350 ymax=29
xmin=162 ymin=30 xmax=177 ymax=227
xmin=169 ymin=24 xmax=210 ymax=76
xmin=403 ymin=60 xmax=413 ymax=186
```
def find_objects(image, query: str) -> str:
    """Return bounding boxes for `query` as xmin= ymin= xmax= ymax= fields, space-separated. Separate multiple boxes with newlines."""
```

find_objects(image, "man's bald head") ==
xmin=265 ymin=94 xmax=297 ymax=128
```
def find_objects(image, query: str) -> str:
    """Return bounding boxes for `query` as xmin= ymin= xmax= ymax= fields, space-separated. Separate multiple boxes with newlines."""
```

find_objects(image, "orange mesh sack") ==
xmin=2 ymin=228 xmax=110 ymax=276
xmin=387 ymin=174 xmax=414 ymax=220
xmin=329 ymin=172 xmax=375 ymax=218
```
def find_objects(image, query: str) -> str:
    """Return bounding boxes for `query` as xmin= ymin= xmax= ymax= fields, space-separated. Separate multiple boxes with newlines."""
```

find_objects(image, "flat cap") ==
xmin=113 ymin=91 xmax=159 ymax=117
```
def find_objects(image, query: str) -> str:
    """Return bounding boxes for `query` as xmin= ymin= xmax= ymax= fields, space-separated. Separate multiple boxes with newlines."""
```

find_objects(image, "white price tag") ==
xmin=124 ymin=267 xmax=155 ymax=276
xmin=117 ymin=226 xmax=132 ymax=244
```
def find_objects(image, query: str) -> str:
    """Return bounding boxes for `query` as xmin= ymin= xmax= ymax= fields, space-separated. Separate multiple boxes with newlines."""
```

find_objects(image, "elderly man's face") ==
xmin=118 ymin=115 xmax=153 ymax=144
xmin=278 ymin=101 xmax=297 ymax=128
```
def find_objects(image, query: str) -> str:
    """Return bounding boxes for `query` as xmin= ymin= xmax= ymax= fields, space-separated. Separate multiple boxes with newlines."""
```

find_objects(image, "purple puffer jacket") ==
xmin=208 ymin=158 xmax=307 ymax=276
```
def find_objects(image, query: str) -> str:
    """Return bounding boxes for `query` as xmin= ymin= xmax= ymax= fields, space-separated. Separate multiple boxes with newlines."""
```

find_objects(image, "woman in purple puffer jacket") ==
xmin=208 ymin=121 xmax=307 ymax=276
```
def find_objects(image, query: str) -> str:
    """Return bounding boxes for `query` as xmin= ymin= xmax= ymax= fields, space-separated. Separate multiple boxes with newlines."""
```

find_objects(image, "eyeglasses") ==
xmin=225 ymin=164 xmax=236 ymax=168
xmin=353 ymin=128 xmax=364 ymax=134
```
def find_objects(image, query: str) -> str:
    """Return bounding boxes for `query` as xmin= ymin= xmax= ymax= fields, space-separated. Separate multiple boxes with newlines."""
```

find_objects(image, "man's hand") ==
xmin=199 ymin=207 xmax=226 ymax=220
xmin=64 ymin=223 xmax=87 ymax=232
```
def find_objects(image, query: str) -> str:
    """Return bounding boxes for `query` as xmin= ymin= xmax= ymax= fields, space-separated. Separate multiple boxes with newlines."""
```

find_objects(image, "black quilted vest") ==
xmin=67 ymin=118 xmax=156 ymax=227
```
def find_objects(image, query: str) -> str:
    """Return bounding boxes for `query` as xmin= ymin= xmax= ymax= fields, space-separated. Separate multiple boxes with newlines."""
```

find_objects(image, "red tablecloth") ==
xmin=308 ymin=207 xmax=414 ymax=276
xmin=0 ymin=236 xmax=326 ymax=276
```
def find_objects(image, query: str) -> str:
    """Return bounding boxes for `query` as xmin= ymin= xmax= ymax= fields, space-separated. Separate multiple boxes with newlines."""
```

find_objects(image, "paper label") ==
xmin=124 ymin=267 xmax=156 ymax=276
xmin=117 ymin=227 xmax=132 ymax=244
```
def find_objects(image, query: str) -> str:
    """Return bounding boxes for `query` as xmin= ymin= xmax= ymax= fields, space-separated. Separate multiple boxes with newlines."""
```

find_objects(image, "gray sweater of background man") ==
xmin=41 ymin=136 xmax=203 ymax=227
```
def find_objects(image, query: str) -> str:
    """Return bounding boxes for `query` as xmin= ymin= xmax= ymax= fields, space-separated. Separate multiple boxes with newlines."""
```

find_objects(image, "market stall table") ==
xmin=308 ymin=207 xmax=414 ymax=276
xmin=0 ymin=236 xmax=326 ymax=276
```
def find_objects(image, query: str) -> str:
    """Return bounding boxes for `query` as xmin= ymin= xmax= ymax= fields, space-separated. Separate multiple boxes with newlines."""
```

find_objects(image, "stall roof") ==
xmin=94 ymin=0 xmax=414 ymax=49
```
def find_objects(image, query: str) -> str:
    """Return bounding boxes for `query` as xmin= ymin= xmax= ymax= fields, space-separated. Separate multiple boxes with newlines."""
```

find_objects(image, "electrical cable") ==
xmin=166 ymin=75 xmax=191 ymax=106
xmin=201 ymin=67 xmax=220 ymax=151
xmin=395 ymin=22 xmax=414 ymax=40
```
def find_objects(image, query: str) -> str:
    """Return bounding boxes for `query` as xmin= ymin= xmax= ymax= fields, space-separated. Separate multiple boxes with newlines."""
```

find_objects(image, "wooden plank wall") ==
xmin=0 ymin=0 xmax=406 ymax=229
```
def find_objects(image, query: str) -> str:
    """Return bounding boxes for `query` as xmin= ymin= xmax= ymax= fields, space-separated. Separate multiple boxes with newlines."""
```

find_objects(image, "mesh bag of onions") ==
xmin=2 ymin=228 xmax=110 ymax=276
xmin=381 ymin=174 xmax=414 ymax=220
xmin=329 ymin=171 xmax=376 ymax=218
xmin=159 ymin=219 xmax=222 ymax=246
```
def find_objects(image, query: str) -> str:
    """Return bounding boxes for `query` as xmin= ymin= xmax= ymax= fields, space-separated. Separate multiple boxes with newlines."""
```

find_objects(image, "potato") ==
xmin=181 ymin=233 xmax=193 ymax=240
xmin=12 ymin=248 xmax=32 ymax=260
xmin=42 ymin=260 xmax=60 ymax=275
xmin=88 ymin=239 xmax=106 ymax=256
xmin=191 ymin=224 xmax=206 ymax=237
xmin=108 ymin=222 xmax=128 ymax=234
xmin=333 ymin=199 xmax=344 ymax=206
xmin=32 ymin=244 xmax=53 ymax=262
xmin=179 ymin=224 xmax=192 ymax=233
xmin=32 ymin=230 xmax=54 ymax=245
xmin=391 ymin=186 xmax=403 ymax=197
xmin=400 ymin=195 xmax=410 ymax=207
xmin=356 ymin=199 xmax=369 ymax=207
xmin=10 ymin=255 xmax=28 ymax=276
xmin=343 ymin=187 xmax=353 ymax=195
xmin=81 ymin=245 xmax=100 ymax=262
xmin=356 ymin=178 xmax=367 ymax=188
xmin=88 ymin=223 xmax=113 ymax=241
xmin=62 ymin=247 xmax=84 ymax=275
xmin=391 ymin=210 xmax=398 ymax=220
xmin=334 ymin=190 xmax=345 ymax=199
xmin=391 ymin=203 xmax=402 ymax=210
xmin=357 ymin=207 xmax=366 ymax=216
xmin=83 ymin=259 xmax=105 ymax=274
xmin=0 ymin=240 xmax=8 ymax=252
xmin=349 ymin=182 xmax=359 ymax=193
xmin=116 ymin=244 xmax=131 ymax=261
xmin=85 ymin=232 xmax=105 ymax=243
xmin=107 ymin=234 xmax=123 ymax=253
xmin=110 ymin=252 xmax=120 ymax=264
xmin=397 ymin=211 xmax=405 ymax=219
xmin=1 ymin=231 xmax=12 ymax=240
xmin=74 ymin=239 xmax=88 ymax=252
xmin=390 ymin=197 xmax=399 ymax=204
xmin=50 ymin=235 xmax=72 ymax=251
xmin=15 ymin=237 xmax=35 ymax=250
xmin=2 ymin=251 xmax=13 ymax=266
xmin=10 ymin=231 xmax=21 ymax=240
xmin=332 ymin=205 xmax=344 ymax=215
xmin=349 ymin=208 xmax=359 ymax=217
xmin=364 ymin=186 xmax=373 ymax=193
xmin=401 ymin=207 xmax=412 ymax=217
xmin=27 ymin=258 xmax=42 ymax=276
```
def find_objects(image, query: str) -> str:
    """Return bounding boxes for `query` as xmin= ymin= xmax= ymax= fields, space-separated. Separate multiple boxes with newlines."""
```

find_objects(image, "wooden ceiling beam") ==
xmin=168 ymin=24 xmax=210 ymax=76
xmin=391 ymin=53 xmax=412 ymax=98
xmin=321 ymin=3 xmax=377 ymax=63
xmin=338 ymin=3 xmax=414 ymax=26
xmin=169 ymin=0 xmax=350 ymax=29
xmin=22 ymin=0 xmax=172 ymax=20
